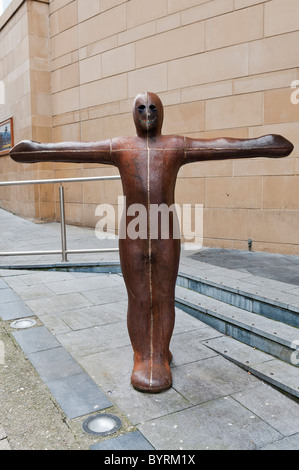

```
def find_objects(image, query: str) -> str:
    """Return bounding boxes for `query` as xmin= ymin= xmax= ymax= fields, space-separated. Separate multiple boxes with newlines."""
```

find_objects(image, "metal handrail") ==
xmin=0 ymin=175 xmax=121 ymax=262
xmin=0 ymin=175 xmax=121 ymax=186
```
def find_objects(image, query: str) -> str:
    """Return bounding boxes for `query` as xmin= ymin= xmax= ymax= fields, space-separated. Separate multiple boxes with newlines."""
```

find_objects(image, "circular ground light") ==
xmin=10 ymin=318 xmax=37 ymax=329
xmin=82 ymin=413 xmax=122 ymax=436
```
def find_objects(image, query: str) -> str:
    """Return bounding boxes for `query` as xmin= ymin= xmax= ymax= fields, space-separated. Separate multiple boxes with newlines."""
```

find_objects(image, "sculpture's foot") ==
xmin=131 ymin=360 xmax=172 ymax=393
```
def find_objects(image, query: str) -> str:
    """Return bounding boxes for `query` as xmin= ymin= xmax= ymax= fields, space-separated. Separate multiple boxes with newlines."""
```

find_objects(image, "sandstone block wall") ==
xmin=0 ymin=0 xmax=298 ymax=253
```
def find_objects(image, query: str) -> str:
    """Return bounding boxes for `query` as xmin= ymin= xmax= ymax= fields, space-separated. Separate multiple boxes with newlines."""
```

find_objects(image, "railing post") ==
xmin=59 ymin=185 xmax=68 ymax=262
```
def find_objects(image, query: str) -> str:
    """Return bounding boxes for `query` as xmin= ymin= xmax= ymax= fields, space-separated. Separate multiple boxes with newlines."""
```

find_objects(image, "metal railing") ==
xmin=0 ymin=175 xmax=121 ymax=262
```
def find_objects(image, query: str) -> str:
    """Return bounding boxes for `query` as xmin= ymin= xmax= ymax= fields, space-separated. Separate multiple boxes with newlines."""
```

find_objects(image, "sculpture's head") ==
xmin=133 ymin=92 xmax=164 ymax=138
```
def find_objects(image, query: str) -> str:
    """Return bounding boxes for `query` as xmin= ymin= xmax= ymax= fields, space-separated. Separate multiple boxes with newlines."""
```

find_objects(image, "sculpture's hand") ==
xmin=10 ymin=140 xmax=41 ymax=163
xmin=258 ymin=134 xmax=294 ymax=157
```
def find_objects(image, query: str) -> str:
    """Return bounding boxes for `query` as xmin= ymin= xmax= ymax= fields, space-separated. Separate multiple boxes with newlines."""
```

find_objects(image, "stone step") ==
xmin=203 ymin=335 xmax=299 ymax=400
xmin=175 ymin=285 xmax=299 ymax=398
xmin=175 ymin=285 xmax=299 ymax=368
xmin=177 ymin=271 xmax=299 ymax=328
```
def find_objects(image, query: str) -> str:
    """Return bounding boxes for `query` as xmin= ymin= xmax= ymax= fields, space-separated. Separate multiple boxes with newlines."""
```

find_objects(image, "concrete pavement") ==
xmin=0 ymin=208 xmax=298 ymax=451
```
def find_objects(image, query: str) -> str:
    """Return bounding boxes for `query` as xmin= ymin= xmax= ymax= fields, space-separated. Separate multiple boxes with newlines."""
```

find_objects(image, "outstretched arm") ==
xmin=10 ymin=139 xmax=113 ymax=165
xmin=184 ymin=134 xmax=293 ymax=164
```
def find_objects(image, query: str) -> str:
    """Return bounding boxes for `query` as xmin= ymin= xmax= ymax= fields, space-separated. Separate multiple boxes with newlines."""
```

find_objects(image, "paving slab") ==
xmin=12 ymin=325 xmax=60 ymax=354
xmin=171 ymin=355 xmax=259 ymax=406
xmin=169 ymin=329 xmax=220 ymax=366
xmin=58 ymin=301 xmax=128 ymax=330
xmin=27 ymin=347 xmax=83 ymax=382
xmin=78 ymin=345 xmax=192 ymax=426
xmin=189 ymin=248 xmax=299 ymax=287
xmin=260 ymin=434 xmax=299 ymax=450
xmin=45 ymin=274 xmax=121 ymax=295
xmin=232 ymin=383 xmax=299 ymax=436
xmin=0 ymin=279 xmax=8 ymax=289
xmin=90 ymin=430 xmax=154 ymax=451
xmin=138 ymin=395 xmax=283 ymax=450
xmin=57 ymin=320 xmax=130 ymax=359
xmin=0 ymin=300 xmax=34 ymax=321
xmin=45 ymin=372 xmax=113 ymax=419
xmin=0 ymin=288 xmax=21 ymax=304
xmin=81 ymin=285 xmax=128 ymax=305
xmin=25 ymin=292 xmax=92 ymax=315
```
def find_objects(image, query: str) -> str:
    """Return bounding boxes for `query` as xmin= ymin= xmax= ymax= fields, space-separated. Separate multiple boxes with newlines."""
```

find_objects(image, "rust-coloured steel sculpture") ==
xmin=10 ymin=92 xmax=293 ymax=393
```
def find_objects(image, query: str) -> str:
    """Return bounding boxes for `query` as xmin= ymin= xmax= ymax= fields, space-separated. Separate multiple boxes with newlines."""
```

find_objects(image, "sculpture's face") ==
xmin=133 ymin=92 xmax=163 ymax=138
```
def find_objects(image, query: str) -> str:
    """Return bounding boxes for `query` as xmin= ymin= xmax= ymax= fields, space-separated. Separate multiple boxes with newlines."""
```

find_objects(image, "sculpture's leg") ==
xmin=119 ymin=237 xmax=180 ymax=393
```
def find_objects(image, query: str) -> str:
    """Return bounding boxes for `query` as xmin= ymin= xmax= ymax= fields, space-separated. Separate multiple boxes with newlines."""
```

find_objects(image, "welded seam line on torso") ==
xmin=146 ymin=104 xmax=154 ymax=387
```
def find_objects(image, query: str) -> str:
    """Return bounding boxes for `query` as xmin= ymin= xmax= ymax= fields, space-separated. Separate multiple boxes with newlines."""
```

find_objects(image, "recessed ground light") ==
xmin=82 ymin=413 xmax=122 ymax=436
xmin=10 ymin=318 xmax=37 ymax=329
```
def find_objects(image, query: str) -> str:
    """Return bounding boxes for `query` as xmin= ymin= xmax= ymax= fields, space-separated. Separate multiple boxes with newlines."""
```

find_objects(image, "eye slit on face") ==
xmin=149 ymin=104 xmax=156 ymax=111
xmin=138 ymin=105 xmax=146 ymax=112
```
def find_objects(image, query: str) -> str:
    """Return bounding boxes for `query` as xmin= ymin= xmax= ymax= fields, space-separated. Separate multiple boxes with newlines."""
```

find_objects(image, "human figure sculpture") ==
xmin=10 ymin=92 xmax=293 ymax=393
